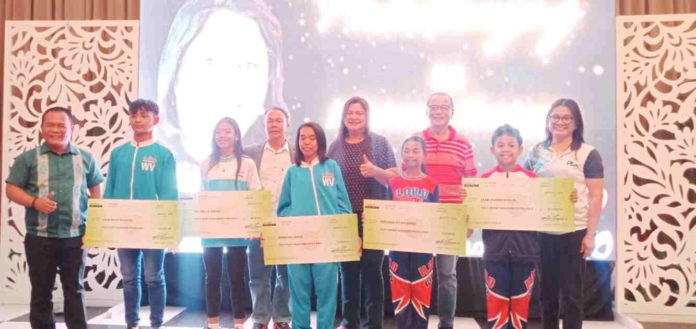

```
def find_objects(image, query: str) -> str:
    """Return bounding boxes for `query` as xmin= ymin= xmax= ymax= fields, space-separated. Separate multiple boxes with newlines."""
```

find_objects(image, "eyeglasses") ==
xmin=549 ymin=115 xmax=574 ymax=124
xmin=428 ymin=105 xmax=451 ymax=112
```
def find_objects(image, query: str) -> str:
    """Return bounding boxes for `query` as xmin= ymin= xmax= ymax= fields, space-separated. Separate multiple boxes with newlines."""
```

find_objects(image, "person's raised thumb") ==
xmin=46 ymin=191 xmax=55 ymax=199
xmin=362 ymin=154 xmax=371 ymax=164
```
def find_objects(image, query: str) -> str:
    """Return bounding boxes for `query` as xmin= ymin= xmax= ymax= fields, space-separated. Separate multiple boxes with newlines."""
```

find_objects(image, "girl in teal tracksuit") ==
xmin=277 ymin=122 xmax=352 ymax=329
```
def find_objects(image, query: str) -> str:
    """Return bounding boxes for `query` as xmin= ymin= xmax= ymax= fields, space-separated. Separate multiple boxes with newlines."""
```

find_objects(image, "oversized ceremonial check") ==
xmin=462 ymin=177 xmax=574 ymax=232
xmin=180 ymin=190 xmax=272 ymax=238
xmin=262 ymin=214 xmax=360 ymax=265
xmin=84 ymin=199 xmax=180 ymax=249
xmin=362 ymin=200 xmax=468 ymax=256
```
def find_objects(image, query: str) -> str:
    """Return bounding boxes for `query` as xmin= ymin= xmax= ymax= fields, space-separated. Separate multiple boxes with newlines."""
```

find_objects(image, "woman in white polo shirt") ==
xmin=525 ymin=98 xmax=604 ymax=329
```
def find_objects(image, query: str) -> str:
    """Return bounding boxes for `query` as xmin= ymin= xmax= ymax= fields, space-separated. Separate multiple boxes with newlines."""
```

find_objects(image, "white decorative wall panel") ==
xmin=2 ymin=20 xmax=139 ymax=305
xmin=616 ymin=14 xmax=696 ymax=320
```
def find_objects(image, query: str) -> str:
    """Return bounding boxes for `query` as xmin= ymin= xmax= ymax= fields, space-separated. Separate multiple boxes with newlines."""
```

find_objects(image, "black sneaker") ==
xmin=274 ymin=322 xmax=291 ymax=329
xmin=253 ymin=323 xmax=269 ymax=329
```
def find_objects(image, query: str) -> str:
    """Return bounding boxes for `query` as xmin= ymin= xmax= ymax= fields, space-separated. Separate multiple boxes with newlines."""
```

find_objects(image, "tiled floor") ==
xmin=641 ymin=323 xmax=696 ymax=329
xmin=0 ymin=305 xmax=637 ymax=329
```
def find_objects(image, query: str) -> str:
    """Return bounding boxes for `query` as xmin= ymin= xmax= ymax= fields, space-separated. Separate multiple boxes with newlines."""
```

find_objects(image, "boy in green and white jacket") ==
xmin=104 ymin=99 xmax=178 ymax=329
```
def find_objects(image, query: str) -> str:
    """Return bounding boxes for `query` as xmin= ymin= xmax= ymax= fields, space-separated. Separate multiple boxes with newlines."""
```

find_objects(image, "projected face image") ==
xmin=141 ymin=0 xmax=616 ymax=258
xmin=154 ymin=0 xmax=285 ymax=193
xmin=175 ymin=9 xmax=269 ymax=162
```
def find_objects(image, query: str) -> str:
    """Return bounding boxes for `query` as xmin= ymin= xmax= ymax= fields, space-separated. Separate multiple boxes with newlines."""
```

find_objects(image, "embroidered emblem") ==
xmin=322 ymin=172 xmax=335 ymax=186
xmin=141 ymin=156 xmax=157 ymax=171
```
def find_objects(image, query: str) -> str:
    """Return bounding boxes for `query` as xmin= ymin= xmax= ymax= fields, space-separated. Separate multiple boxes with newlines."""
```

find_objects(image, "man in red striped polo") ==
xmin=416 ymin=92 xmax=477 ymax=329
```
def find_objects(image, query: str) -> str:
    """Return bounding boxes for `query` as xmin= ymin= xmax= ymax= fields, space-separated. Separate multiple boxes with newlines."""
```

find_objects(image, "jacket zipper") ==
xmin=308 ymin=164 xmax=322 ymax=215
xmin=129 ymin=144 xmax=139 ymax=200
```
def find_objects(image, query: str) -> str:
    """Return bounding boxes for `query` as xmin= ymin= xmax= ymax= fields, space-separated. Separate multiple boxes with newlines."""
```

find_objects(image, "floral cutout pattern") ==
xmin=617 ymin=15 xmax=696 ymax=316
xmin=1 ymin=21 xmax=138 ymax=302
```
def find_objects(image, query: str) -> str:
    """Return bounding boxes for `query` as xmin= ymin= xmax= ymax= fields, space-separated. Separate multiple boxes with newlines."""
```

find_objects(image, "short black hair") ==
xmin=129 ymin=99 xmax=159 ymax=115
xmin=491 ymin=124 xmax=523 ymax=146
xmin=264 ymin=106 xmax=290 ymax=122
xmin=41 ymin=106 xmax=74 ymax=125
xmin=294 ymin=122 xmax=328 ymax=166
xmin=401 ymin=135 xmax=428 ymax=173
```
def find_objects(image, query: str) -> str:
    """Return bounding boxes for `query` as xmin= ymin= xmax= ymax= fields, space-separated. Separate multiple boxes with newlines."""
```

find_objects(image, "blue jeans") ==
xmin=436 ymin=254 xmax=457 ymax=328
xmin=339 ymin=249 xmax=385 ymax=329
xmin=117 ymin=248 xmax=166 ymax=328
xmin=247 ymin=240 xmax=291 ymax=324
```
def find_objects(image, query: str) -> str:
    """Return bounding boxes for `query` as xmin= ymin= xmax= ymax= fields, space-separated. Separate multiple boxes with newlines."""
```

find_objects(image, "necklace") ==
xmin=219 ymin=155 xmax=235 ymax=172
xmin=220 ymin=154 xmax=235 ymax=160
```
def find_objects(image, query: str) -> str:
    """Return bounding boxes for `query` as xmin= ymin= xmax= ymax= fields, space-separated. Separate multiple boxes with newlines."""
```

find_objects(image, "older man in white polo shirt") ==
xmin=245 ymin=107 xmax=295 ymax=329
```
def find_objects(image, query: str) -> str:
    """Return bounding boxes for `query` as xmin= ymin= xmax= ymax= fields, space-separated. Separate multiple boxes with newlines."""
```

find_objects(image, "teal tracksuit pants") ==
xmin=288 ymin=262 xmax=338 ymax=329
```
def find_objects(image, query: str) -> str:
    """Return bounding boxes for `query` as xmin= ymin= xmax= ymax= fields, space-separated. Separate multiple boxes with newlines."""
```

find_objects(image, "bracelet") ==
xmin=30 ymin=196 xmax=38 ymax=209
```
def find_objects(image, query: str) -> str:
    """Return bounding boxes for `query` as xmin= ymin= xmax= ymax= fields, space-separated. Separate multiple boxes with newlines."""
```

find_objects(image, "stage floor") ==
xmin=0 ymin=305 xmax=639 ymax=329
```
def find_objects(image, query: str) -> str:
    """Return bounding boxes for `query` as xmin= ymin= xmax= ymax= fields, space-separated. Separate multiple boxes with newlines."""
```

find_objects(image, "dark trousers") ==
xmin=203 ymin=246 xmax=248 ymax=319
xmin=340 ymin=211 xmax=385 ymax=329
xmin=539 ymin=230 xmax=586 ymax=329
xmin=484 ymin=260 xmax=536 ymax=329
xmin=389 ymin=251 xmax=434 ymax=329
xmin=339 ymin=249 xmax=385 ymax=329
xmin=24 ymin=234 xmax=87 ymax=329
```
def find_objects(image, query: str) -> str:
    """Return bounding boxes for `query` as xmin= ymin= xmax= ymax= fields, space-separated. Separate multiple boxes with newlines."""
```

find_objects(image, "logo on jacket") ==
xmin=565 ymin=160 xmax=580 ymax=169
xmin=141 ymin=156 xmax=157 ymax=171
xmin=322 ymin=172 xmax=335 ymax=186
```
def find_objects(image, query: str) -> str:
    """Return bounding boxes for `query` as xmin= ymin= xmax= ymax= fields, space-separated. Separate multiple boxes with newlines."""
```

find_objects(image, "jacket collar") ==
xmin=130 ymin=138 xmax=155 ymax=147
xmin=299 ymin=157 xmax=320 ymax=168
xmin=39 ymin=142 xmax=79 ymax=155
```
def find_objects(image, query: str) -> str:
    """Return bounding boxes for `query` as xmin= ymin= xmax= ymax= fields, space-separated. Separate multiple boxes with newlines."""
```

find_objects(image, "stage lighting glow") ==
xmin=323 ymin=95 xmax=549 ymax=143
xmin=593 ymin=230 xmax=613 ymax=260
xmin=429 ymin=63 xmax=467 ymax=92
xmin=602 ymin=188 xmax=608 ymax=209
xmin=179 ymin=237 xmax=203 ymax=253
xmin=467 ymin=240 xmax=484 ymax=257
xmin=593 ymin=64 xmax=605 ymax=75
xmin=316 ymin=0 xmax=584 ymax=60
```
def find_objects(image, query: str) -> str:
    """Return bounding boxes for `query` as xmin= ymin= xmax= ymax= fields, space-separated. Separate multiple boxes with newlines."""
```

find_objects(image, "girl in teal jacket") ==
xmin=277 ymin=122 xmax=352 ymax=329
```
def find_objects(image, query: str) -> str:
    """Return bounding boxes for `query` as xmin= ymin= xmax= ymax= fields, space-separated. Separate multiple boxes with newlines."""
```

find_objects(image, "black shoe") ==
xmin=274 ymin=322 xmax=291 ymax=329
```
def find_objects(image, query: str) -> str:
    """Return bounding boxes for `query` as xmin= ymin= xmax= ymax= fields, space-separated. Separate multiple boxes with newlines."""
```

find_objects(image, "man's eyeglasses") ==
xmin=428 ymin=105 xmax=451 ymax=112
